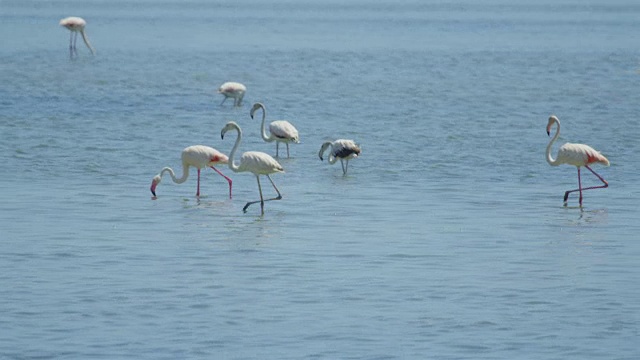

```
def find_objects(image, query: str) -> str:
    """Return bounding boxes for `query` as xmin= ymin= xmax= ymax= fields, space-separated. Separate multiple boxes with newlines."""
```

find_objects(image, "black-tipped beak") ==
xmin=546 ymin=130 xmax=550 ymax=136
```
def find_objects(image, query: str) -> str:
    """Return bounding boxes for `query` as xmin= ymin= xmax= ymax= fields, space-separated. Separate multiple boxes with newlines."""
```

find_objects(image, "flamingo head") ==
xmin=221 ymin=121 xmax=239 ymax=140
xmin=547 ymin=115 xmax=559 ymax=136
xmin=249 ymin=102 xmax=264 ymax=119
xmin=150 ymin=175 xmax=162 ymax=197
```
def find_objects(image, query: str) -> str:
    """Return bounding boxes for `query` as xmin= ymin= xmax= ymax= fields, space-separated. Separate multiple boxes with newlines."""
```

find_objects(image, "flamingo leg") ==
xmin=276 ymin=142 xmax=280 ymax=157
xmin=210 ymin=166 xmax=233 ymax=199
xmin=340 ymin=159 xmax=346 ymax=174
xmin=242 ymin=175 xmax=282 ymax=214
xmin=563 ymin=165 xmax=608 ymax=206
xmin=196 ymin=168 xmax=202 ymax=197
xmin=220 ymin=96 xmax=228 ymax=105
xmin=69 ymin=32 xmax=76 ymax=57
xmin=286 ymin=143 xmax=290 ymax=158
xmin=243 ymin=175 xmax=264 ymax=214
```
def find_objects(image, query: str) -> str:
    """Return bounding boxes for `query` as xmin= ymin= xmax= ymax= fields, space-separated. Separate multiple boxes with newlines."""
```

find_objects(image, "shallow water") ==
xmin=1 ymin=0 xmax=640 ymax=359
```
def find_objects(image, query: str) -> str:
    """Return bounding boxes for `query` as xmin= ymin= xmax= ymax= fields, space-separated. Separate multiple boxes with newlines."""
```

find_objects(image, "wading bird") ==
xmin=250 ymin=102 xmax=299 ymax=158
xmin=546 ymin=115 xmax=609 ymax=206
xmin=221 ymin=121 xmax=284 ymax=214
xmin=217 ymin=82 xmax=246 ymax=107
xmin=150 ymin=145 xmax=232 ymax=198
xmin=318 ymin=139 xmax=361 ymax=175
xmin=59 ymin=17 xmax=95 ymax=56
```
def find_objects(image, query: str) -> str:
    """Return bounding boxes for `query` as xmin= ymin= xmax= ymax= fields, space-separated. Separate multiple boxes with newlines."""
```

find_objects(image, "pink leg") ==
xmin=210 ymin=166 xmax=233 ymax=199
xmin=563 ymin=165 xmax=608 ymax=206
xmin=196 ymin=168 xmax=201 ymax=197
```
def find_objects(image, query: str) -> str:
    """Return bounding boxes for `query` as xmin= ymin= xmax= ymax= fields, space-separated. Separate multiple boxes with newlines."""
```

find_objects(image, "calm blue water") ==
xmin=1 ymin=1 xmax=640 ymax=359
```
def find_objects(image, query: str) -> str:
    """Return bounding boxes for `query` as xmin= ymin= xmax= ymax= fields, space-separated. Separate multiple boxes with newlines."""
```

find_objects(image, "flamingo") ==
xmin=250 ymin=102 xmax=300 ymax=158
xmin=546 ymin=115 xmax=609 ymax=206
xmin=150 ymin=145 xmax=232 ymax=198
xmin=319 ymin=139 xmax=361 ymax=175
xmin=221 ymin=121 xmax=284 ymax=214
xmin=59 ymin=17 xmax=95 ymax=56
xmin=217 ymin=82 xmax=246 ymax=107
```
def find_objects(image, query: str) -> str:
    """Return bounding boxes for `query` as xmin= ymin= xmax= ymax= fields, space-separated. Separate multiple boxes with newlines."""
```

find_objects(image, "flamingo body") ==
xmin=546 ymin=115 xmax=609 ymax=206
xmin=150 ymin=145 xmax=232 ymax=198
xmin=250 ymin=102 xmax=299 ymax=158
xmin=319 ymin=139 xmax=361 ymax=175
xmin=60 ymin=16 xmax=95 ymax=56
xmin=221 ymin=121 xmax=284 ymax=214
xmin=553 ymin=142 xmax=609 ymax=168
xmin=218 ymin=82 xmax=246 ymax=106
xmin=236 ymin=151 xmax=285 ymax=174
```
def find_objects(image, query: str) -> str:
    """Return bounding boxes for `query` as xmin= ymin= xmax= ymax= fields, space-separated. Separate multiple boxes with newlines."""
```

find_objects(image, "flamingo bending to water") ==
xmin=319 ymin=139 xmax=361 ymax=175
xmin=150 ymin=145 xmax=232 ymax=198
xmin=546 ymin=115 xmax=609 ymax=206
xmin=221 ymin=121 xmax=284 ymax=214
xmin=250 ymin=102 xmax=299 ymax=158
xmin=59 ymin=17 xmax=95 ymax=56
xmin=218 ymin=82 xmax=246 ymax=107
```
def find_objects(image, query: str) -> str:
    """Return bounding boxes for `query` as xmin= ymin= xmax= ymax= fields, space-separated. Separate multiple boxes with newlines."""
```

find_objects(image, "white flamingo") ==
xmin=250 ymin=102 xmax=299 ymax=158
xmin=150 ymin=145 xmax=232 ymax=198
xmin=319 ymin=139 xmax=361 ymax=175
xmin=546 ymin=115 xmax=609 ymax=206
xmin=221 ymin=121 xmax=284 ymax=214
xmin=218 ymin=82 xmax=246 ymax=107
xmin=59 ymin=17 xmax=95 ymax=56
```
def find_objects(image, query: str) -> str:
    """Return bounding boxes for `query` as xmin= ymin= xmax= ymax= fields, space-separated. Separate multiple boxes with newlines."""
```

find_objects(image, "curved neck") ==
xmin=258 ymin=105 xmax=272 ymax=142
xmin=161 ymin=164 xmax=189 ymax=184
xmin=546 ymin=118 xmax=562 ymax=166
xmin=322 ymin=142 xmax=339 ymax=164
xmin=80 ymin=30 xmax=95 ymax=55
xmin=227 ymin=126 xmax=243 ymax=172
xmin=319 ymin=142 xmax=330 ymax=161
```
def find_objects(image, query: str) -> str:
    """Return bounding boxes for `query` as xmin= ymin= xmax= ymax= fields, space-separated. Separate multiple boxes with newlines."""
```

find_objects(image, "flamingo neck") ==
xmin=161 ymin=165 xmax=189 ymax=184
xmin=325 ymin=142 xmax=339 ymax=164
xmin=319 ymin=142 xmax=331 ymax=161
xmin=80 ymin=30 xmax=95 ymax=55
xmin=546 ymin=118 xmax=562 ymax=166
xmin=227 ymin=126 xmax=243 ymax=173
xmin=258 ymin=105 xmax=272 ymax=142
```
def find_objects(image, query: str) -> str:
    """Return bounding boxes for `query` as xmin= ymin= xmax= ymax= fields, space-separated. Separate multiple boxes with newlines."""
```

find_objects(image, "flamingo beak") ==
xmin=150 ymin=182 xmax=157 ymax=197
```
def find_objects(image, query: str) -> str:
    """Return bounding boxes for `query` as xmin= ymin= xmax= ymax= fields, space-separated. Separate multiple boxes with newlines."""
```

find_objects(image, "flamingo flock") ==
xmin=148 ymin=98 xmax=360 ymax=214
xmin=59 ymin=17 xmax=610 ymax=211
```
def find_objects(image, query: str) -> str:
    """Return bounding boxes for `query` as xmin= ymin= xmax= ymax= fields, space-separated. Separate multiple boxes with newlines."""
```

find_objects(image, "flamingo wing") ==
xmin=557 ymin=143 xmax=609 ymax=167
xmin=239 ymin=151 xmax=284 ymax=174
xmin=269 ymin=121 xmax=299 ymax=142
xmin=332 ymin=139 xmax=361 ymax=159
xmin=218 ymin=82 xmax=246 ymax=94
xmin=182 ymin=145 xmax=229 ymax=168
